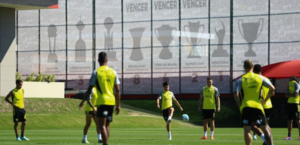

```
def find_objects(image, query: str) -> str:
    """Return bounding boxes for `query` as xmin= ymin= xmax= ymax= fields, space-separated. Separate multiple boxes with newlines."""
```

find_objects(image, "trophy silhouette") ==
xmin=75 ymin=19 xmax=86 ymax=62
xmin=48 ymin=24 xmax=58 ymax=63
xmin=155 ymin=25 xmax=177 ymax=59
xmin=183 ymin=21 xmax=204 ymax=58
xmin=212 ymin=21 xmax=229 ymax=57
xmin=129 ymin=27 xmax=145 ymax=61
xmin=104 ymin=17 xmax=117 ymax=61
xmin=163 ymin=73 xmax=169 ymax=82
xmin=238 ymin=18 xmax=263 ymax=57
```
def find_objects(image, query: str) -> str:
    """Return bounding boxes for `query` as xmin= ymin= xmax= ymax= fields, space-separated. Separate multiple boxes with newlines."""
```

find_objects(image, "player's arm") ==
xmin=198 ymin=90 xmax=203 ymax=112
xmin=114 ymin=84 xmax=121 ymax=115
xmin=215 ymin=88 xmax=220 ymax=112
xmin=174 ymin=99 xmax=183 ymax=111
xmin=80 ymin=70 xmax=96 ymax=110
xmin=262 ymin=77 xmax=275 ymax=104
xmin=286 ymin=83 xmax=299 ymax=98
xmin=156 ymin=97 xmax=160 ymax=109
xmin=234 ymin=78 xmax=242 ymax=107
xmin=5 ymin=91 xmax=16 ymax=107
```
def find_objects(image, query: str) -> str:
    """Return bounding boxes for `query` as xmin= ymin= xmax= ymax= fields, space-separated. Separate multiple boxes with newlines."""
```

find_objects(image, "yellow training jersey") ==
xmin=202 ymin=86 xmax=217 ymax=109
xmin=95 ymin=66 xmax=117 ymax=106
xmin=160 ymin=91 xmax=175 ymax=110
xmin=12 ymin=88 xmax=24 ymax=109
xmin=85 ymin=87 xmax=99 ymax=111
xmin=262 ymin=77 xmax=272 ymax=109
xmin=241 ymin=72 xmax=264 ymax=112
xmin=288 ymin=80 xmax=300 ymax=104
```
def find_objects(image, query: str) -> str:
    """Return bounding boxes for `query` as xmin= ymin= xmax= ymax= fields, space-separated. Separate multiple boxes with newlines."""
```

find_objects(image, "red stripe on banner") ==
xmin=48 ymin=4 xmax=58 ymax=9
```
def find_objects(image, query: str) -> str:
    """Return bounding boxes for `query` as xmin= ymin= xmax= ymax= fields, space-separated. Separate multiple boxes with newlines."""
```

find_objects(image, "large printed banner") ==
xmin=96 ymin=0 xmax=122 ymax=73
xmin=233 ymin=0 xmax=269 ymax=79
xmin=180 ymin=0 xmax=208 ymax=93
xmin=210 ymin=0 xmax=230 ymax=93
xmin=153 ymin=0 xmax=179 ymax=94
xmin=40 ymin=0 xmax=66 ymax=80
xmin=270 ymin=0 xmax=300 ymax=64
xmin=67 ymin=0 xmax=93 ymax=89
xmin=123 ymin=0 xmax=151 ymax=94
xmin=18 ymin=10 xmax=39 ymax=76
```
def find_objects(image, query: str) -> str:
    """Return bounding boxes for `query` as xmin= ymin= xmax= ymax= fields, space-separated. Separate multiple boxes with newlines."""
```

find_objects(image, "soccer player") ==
xmin=234 ymin=59 xmax=275 ymax=145
xmin=156 ymin=82 xmax=183 ymax=140
xmin=83 ymin=52 xmax=121 ymax=145
xmin=252 ymin=64 xmax=274 ymax=141
xmin=5 ymin=80 xmax=29 ymax=141
xmin=79 ymin=87 xmax=102 ymax=143
xmin=284 ymin=76 xmax=300 ymax=140
xmin=198 ymin=77 xmax=220 ymax=140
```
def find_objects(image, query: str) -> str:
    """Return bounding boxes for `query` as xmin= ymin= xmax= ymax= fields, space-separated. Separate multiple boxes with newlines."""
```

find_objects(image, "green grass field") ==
xmin=0 ymin=98 xmax=299 ymax=145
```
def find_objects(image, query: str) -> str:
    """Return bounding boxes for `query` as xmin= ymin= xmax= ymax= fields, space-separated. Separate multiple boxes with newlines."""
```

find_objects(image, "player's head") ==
xmin=98 ymin=52 xmax=108 ymax=65
xmin=16 ymin=79 xmax=23 ymax=89
xmin=163 ymin=82 xmax=169 ymax=91
xmin=206 ymin=77 xmax=213 ymax=86
xmin=243 ymin=59 xmax=254 ymax=72
xmin=289 ymin=76 xmax=297 ymax=82
xmin=253 ymin=64 xmax=262 ymax=74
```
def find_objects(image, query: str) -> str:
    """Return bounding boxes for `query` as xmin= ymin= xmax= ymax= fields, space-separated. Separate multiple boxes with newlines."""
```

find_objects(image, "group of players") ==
xmin=4 ymin=52 xmax=300 ymax=145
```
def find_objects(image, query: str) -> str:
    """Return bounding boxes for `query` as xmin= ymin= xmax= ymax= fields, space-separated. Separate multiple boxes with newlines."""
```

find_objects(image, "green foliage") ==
xmin=34 ymin=73 xmax=45 ymax=82
xmin=45 ymin=74 xmax=56 ymax=82
xmin=15 ymin=72 xmax=22 ymax=80
xmin=24 ymin=72 xmax=36 ymax=81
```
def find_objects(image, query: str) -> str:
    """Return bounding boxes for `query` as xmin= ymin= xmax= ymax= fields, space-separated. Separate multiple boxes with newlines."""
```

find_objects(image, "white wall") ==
xmin=22 ymin=82 xmax=65 ymax=98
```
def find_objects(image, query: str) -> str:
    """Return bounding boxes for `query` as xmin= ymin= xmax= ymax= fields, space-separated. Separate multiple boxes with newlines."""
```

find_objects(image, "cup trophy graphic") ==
xmin=238 ymin=18 xmax=264 ymax=57
xmin=75 ymin=19 xmax=86 ymax=62
xmin=212 ymin=21 xmax=229 ymax=57
xmin=104 ymin=17 xmax=117 ymax=61
xmin=183 ymin=21 xmax=205 ymax=58
xmin=155 ymin=25 xmax=177 ymax=60
xmin=48 ymin=24 xmax=58 ymax=63
xmin=129 ymin=27 xmax=145 ymax=61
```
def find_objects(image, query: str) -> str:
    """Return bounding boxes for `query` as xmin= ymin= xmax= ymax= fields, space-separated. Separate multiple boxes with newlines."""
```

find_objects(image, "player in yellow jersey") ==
xmin=284 ymin=76 xmax=300 ymax=140
xmin=79 ymin=87 xmax=102 ymax=143
xmin=234 ymin=59 xmax=275 ymax=145
xmin=251 ymin=64 xmax=274 ymax=141
xmin=5 ymin=80 xmax=29 ymax=141
xmin=156 ymin=82 xmax=183 ymax=140
xmin=198 ymin=77 xmax=220 ymax=140
xmin=83 ymin=52 xmax=121 ymax=145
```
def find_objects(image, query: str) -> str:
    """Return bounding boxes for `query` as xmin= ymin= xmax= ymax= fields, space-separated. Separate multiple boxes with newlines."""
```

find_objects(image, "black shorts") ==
xmin=96 ymin=105 xmax=114 ymax=122
xmin=162 ymin=107 xmax=173 ymax=121
xmin=13 ymin=108 xmax=26 ymax=122
xmin=202 ymin=109 xmax=215 ymax=119
xmin=286 ymin=103 xmax=300 ymax=120
xmin=241 ymin=107 xmax=267 ymax=126
xmin=85 ymin=111 xmax=96 ymax=116
xmin=264 ymin=108 xmax=272 ymax=121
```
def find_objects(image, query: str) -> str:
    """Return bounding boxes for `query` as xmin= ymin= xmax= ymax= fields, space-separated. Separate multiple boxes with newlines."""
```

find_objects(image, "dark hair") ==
xmin=253 ymin=64 xmax=262 ymax=74
xmin=244 ymin=59 xmax=253 ymax=70
xmin=98 ymin=52 xmax=107 ymax=64
xmin=207 ymin=77 xmax=213 ymax=80
xmin=290 ymin=76 xmax=297 ymax=82
xmin=16 ymin=79 xmax=23 ymax=84
xmin=163 ymin=82 xmax=169 ymax=86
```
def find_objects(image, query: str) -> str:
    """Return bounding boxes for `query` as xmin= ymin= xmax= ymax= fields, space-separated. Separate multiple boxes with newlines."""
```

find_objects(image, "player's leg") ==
xmin=167 ymin=107 xmax=174 ymax=124
xmin=243 ymin=125 xmax=252 ymax=145
xmin=14 ymin=122 xmax=20 ymax=140
xmin=286 ymin=120 xmax=293 ymax=140
xmin=166 ymin=123 xmax=171 ymax=140
xmin=98 ymin=117 xmax=108 ymax=145
xmin=260 ymin=125 xmax=273 ymax=145
xmin=20 ymin=109 xmax=29 ymax=140
xmin=210 ymin=119 xmax=215 ymax=139
xmin=93 ymin=115 xmax=102 ymax=142
xmin=285 ymin=104 xmax=293 ymax=140
xmin=201 ymin=119 xmax=208 ymax=139
xmin=82 ymin=114 xmax=93 ymax=143
xmin=297 ymin=119 xmax=300 ymax=140
xmin=251 ymin=123 xmax=265 ymax=141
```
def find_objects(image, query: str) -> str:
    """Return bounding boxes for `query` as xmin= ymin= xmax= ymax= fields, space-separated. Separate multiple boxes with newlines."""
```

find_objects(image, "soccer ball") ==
xmin=181 ymin=114 xmax=189 ymax=122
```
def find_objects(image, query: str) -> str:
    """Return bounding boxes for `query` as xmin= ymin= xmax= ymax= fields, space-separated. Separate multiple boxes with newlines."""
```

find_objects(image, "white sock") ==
xmin=204 ymin=131 xmax=207 ymax=137
xmin=168 ymin=116 xmax=172 ymax=120
xmin=168 ymin=132 xmax=171 ymax=138
xmin=98 ymin=134 xmax=102 ymax=140
xmin=260 ymin=134 xmax=266 ymax=142
xmin=83 ymin=135 xmax=87 ymax=140
xmin=211 ymin=131 xmax=214 ymax=137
